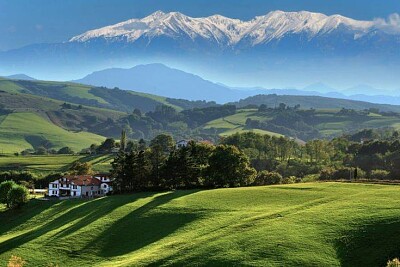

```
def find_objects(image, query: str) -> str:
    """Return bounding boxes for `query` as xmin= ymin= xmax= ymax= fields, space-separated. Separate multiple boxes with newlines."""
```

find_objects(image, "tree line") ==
xmin=111 ymin=133 xmax=257 ymax=193
xmin=112 ymin=128 xmax=400 ymax=193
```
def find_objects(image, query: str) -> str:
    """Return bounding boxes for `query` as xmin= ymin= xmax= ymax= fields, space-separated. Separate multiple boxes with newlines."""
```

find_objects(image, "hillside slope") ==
xmin=0 ymin=78 xmax=183 ymax=112
xmin=1 ymin=183 xmax=400 ymax=266
xmin=233 ymin=94 xmax=400 ymax=113
xmin=0 ymin=113 xmax=105 ymax=153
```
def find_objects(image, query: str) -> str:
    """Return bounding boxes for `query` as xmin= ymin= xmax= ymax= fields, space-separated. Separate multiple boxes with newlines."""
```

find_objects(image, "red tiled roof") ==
xmin=63 ymin=175 xmax=101 ymax=186
xmin=94 ymin=173 xmax=111 ymax=177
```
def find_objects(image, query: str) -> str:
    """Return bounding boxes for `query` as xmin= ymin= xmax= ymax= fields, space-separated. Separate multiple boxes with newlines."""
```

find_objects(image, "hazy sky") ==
xmin=1 ymin=0 xmax=400 ymax=51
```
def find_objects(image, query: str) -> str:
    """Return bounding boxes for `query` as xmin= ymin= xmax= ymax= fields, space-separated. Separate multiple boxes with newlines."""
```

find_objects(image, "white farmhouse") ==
xmin=48 ymin=174 xmax=113 ymax=198
xmin=176 ymin=139 xmax=189 ymax=149
xmin=94 ymin=173 xmax=113 ymax=195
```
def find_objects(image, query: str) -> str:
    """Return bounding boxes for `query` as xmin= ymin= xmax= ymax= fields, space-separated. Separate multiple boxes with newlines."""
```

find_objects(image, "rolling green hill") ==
xmin=0 ymin=113 xmax=105 ymax=153
xmin=1 ymin=183 xmax=400 ymax=266
xmin=204 ymin=108 xmax=400 ymax=140
xmin=0 ymin=78 xmax=212 ymax=112
xmin=233 ymin=94 xmax=400 ymax=113
xmin=203 ymin=109 xmax=283 ymax=137
xmin=3 ymin=77 xmax=400 ymax=145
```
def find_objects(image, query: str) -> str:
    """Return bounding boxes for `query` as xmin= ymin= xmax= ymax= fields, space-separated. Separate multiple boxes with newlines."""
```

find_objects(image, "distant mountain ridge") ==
xmin=1 ymin=74 xmax=36 ymax=81
xmin=70 ymin=10 xmax=397 ymax=48
xmin=74 ymin=64 xmax=400 ymax=105
xmin=74 ymin=64 xmax=260 ymax=103
xmin=1 ymin=10 xmax=400 ymax=87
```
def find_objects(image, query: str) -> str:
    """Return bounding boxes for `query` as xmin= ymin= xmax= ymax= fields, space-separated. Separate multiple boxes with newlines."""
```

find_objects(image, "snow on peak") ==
xmin=69 ymin=10 xmax=390 ymax=45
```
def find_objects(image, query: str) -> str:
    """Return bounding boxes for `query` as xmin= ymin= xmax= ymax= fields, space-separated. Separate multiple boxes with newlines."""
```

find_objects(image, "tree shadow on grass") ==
xmin=0 ymin=193 xmax=154 ymax=254
xmin=0 ymin=199 xmax=61 ymax=235
xmin=335 ymin=218 xmax=400 ymax=267
xmin=87 ymin=190 xmax=200 ymax=258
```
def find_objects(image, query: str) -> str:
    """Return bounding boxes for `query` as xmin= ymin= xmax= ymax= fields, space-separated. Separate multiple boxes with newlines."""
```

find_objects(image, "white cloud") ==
xmin=374 ymin=13 xmax=400 ymax=34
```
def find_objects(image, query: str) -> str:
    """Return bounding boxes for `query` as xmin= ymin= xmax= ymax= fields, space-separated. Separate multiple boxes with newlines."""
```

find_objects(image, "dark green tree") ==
xmin=0 ymin=180 xmax=16 ymax=206
xmin=7 ymin=185 xmax=29 ymax=209
xmin=120 ymin=130 xmax=127 ymax=152
xmin=205 ymin=145 xmax=256 ymax=188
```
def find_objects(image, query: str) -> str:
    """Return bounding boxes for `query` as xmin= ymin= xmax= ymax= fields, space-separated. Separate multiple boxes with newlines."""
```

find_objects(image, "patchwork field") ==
xmin=1 ymin=182 xmax=400 ymax=266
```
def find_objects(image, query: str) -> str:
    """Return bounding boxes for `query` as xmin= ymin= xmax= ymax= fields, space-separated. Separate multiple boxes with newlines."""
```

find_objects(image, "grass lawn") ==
xmin=1 ymin=182 xmax=400 ymax=266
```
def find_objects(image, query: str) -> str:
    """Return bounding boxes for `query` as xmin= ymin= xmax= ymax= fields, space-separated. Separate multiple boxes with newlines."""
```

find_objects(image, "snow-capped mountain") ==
xmin=1 ymin=10 xmax=400 ymax=88
xmin=69 ymin=10 xmax=393 ymax=48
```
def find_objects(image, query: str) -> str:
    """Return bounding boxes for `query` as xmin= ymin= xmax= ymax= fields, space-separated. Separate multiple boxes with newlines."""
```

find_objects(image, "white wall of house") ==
xmin=70 ymin=184 xmax=81 ymax=197
xmin=49 ymin=180 xmax=60 ymax=196
xmin=48 ymin=176 xmax=113 ymax=198
xmin=94 ymin=176 xmax=111 ymax=183
xmin=176 ymin=140 xmax=189 ymax=148
xmin=81 ymin=185 xmax=101 ymax=197
xmin=100 ymin=183 xmax=112 ymax=194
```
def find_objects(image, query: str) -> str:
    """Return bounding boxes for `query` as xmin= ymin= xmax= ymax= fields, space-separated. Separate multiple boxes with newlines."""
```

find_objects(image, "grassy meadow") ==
xmin=1 ymin=182 xmax=400 ymax=266
xmin=0 ymin=154 xmax=114 ymax=175
xmin=0 ymin=113 xmax=105 ymax=154
xmin=204 ymin=108 xmax=400 ymax=138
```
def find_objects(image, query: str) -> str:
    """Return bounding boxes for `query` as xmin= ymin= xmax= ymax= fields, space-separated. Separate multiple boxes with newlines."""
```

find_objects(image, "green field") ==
xmin=1 ymin=182 xmax=400 ymax=266
xmin=0 ymin=154 xmax=113 ymax=175
xmin=0 ymin=113 xmax=105 ymax=153
xmin=204 ymin=110 xmax=283 ymax=137
xmin=204 ymin=108 xmax=400 ymax=139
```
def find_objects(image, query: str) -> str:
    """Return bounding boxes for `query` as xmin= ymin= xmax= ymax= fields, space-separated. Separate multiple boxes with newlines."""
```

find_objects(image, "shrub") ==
xmin=253 ymin=171 xmax=282 ymax=186
xmin=319 ymin=167 xmax=335 ymax=180
xmin=319 ymin=167 xmax=363 ymax=180
xmin=69 ymin=161 xmax=93 ymax=175
xmin=57 ymin=146 xmax=74 ymax=155
xmin=276 ymin=159 xmax=322 ymax=178
xmin=0 ymin=180 xmax=16 ymax=205
xmin=7 ymin=255 xmax=25 ymax=267
xmin=370 ymin=169 xmax=390 ymax=180
xmin=282 ymin=176 xmax=297 ymax=184
xmin=387 ymin=258 xmax=400 ymax=267
xmin=0 ymin=171 xmax=36 ymax=184
xmin=7 ymin=185 xmax=29 ymax=209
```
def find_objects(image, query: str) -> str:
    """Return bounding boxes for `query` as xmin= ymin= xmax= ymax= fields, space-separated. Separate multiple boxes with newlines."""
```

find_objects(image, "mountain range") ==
xmin=1 ymin=10 xmax=400 ymax=88
xmin=73 ymin=63 xmax=400 ymax=105
xmin=69 ymin=10 xmax=398 ymax=49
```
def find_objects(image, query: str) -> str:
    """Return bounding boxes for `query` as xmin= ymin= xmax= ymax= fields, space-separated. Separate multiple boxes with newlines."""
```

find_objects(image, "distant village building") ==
xmin=48 ymin=174 xmax=113 ymax=198
xmin=176 ymin=139 xmax=189 ymax=148
xmin=176 ymin=139 xmax=214 ymax=149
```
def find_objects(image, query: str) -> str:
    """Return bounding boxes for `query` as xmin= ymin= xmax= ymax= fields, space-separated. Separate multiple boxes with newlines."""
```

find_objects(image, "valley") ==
xmin=1 ymin=76 xmax=400 ymax=154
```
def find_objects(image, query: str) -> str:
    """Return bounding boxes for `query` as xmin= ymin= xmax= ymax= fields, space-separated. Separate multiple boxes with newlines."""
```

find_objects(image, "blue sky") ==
xmin=1 ymin=0 xmax=400 ymax=51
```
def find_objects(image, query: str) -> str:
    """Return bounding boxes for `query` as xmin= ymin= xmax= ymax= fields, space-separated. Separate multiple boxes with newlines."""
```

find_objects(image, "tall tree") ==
xmin=120 ymin=130 xmax=127 ymax=152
